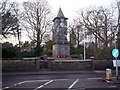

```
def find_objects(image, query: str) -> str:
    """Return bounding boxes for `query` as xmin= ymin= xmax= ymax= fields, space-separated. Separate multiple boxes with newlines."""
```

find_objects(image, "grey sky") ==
xmin=47 ymin=0 xmax=116 ymax=20
xmin=13 ymin=0 xmax=116 ymax=20
xmin=4 ymin=0 xmax=118 ymax=44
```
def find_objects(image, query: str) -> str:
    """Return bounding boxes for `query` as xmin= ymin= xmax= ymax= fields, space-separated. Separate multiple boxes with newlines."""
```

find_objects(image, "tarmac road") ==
xmin=2 ymin=70 xmax=120 ymax=90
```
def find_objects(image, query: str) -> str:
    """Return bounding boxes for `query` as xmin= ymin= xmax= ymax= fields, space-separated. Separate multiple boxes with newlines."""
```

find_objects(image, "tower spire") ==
xmin=53 ymin=8 xmax=68 ymax=22
xmin=57 ymin=8 xmax=64 ymax=17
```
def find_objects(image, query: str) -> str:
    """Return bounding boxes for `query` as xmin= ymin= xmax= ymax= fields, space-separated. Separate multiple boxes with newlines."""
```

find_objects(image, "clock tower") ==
xmin=52 ymin=8 xmax=70 ymax=58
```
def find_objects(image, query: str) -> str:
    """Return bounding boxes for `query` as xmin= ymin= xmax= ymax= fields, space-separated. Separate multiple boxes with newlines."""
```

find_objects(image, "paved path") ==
xmin=2 ymin=70 xmax=97 ymax=76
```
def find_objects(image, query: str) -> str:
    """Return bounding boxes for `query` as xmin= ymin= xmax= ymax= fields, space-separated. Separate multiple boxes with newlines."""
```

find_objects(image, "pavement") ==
xmin=2 ymin=70 xmax=105 ymax=76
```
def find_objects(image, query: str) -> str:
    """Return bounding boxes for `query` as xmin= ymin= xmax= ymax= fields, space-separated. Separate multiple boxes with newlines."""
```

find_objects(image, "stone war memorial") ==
xmin=52 ymin=8 xmax=70 ymax=58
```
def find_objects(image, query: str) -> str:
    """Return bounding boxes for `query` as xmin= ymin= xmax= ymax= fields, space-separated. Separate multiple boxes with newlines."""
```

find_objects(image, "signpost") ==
xmin=113 ymin=60 xmax=120 ymax=67
xmin=112 ymin=49 xmax=119 ymax=58
xmin=112 ymin=49 xmax=119 ymax=83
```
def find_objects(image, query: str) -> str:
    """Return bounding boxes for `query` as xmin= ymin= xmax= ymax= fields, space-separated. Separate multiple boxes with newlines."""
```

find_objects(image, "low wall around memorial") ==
xmin=48 ymin=59 xmax=117 ymax=70
xmin=92 ymin=60 xmax=114 ymax=70
xmin=2 ymin=60 xmax=48 ymax=72
xmin=2 ymin=59 xmax=117 ymax=72
xmin=48 ymin=60 xmax=92 ymax=70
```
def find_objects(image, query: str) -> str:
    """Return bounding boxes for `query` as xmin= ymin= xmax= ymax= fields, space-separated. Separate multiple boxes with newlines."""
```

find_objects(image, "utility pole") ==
xmin=83 ymin=28 xmax=87 ymax=60
xmin=84 ymin=36 xmax=86 ymax=60
xmin=115 ymin=1 xmax=120 ymax=84
xmin=117 ymin=1 xmax=120 ymax=54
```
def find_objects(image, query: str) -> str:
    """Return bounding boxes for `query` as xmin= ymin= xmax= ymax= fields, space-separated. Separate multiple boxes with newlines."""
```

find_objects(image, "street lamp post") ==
xmin=117 ymin=1 xmax=120 ymax=51
xmin=83 ymin=28 xmax=87 ymax=61
xmin=117 ymin=1 xmax=120 ymax=25
xmin=114 ymin=33 xmax=119 ymax=83
xmin=111 ymin=25 xmax=118 ymax=83
xmin=116 ymin=1 xmax=120 ymax=83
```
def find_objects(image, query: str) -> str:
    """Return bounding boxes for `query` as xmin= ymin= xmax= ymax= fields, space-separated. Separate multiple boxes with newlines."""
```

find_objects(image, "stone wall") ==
xmin=48 ymin=60 xmax=117 ymax=70
xmin=92 ymin=60 xmax=114 ymax=70
xmin=2 ymin=59 xmax=118 ymax=72
xmin=48 ymin=60 xmax=92 ymax=70
xmin=2 ymin=60 xmax=47 ymax=72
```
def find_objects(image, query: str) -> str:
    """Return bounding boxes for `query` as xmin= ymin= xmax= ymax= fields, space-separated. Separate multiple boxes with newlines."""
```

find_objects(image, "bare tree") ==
xmin=68 ymin=20 xmax=84 ymax=48
xmin=0 ymin=0 xmax=20 ymax=38
xmin=22 ymin=0 xmax=52 ymax=48
xmin=0 ymin=0 xmax=22 ymax=47
xmin=77 ymin=7 xmax=117 ymax=58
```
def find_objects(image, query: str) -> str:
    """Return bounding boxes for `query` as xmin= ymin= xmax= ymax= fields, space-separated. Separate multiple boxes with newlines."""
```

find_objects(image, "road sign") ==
xmin=112 ymin=49 xmax=119 ymax=82
xmin=112 ymin=49 xmax=119 ymax=58
xmin=113 ymin=60 xmax=120 ymax=67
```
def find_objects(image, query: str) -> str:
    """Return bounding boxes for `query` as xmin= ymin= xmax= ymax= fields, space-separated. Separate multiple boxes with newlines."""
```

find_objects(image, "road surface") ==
xmin=2 ymin=71 xmax=120 ymax=90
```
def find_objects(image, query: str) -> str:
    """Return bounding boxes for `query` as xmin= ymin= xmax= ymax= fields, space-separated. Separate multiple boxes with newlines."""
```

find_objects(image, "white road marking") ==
xmin=17 ymin=81 xmax=26 ymax=85
xmin=89 ymin=76 xmax=116 ymax=79
xmin=2 ymin=79 xmax=69 ymax=89
xmin=34 ymin=80 xmax=53 ymax=90
xmin=68 ymin=79 xmax=79 ymax=89
xmin=2 ymin=87 xmax=10 ymax=90
xmin=2 ymin=83 xmax=19 ymax=90
xmin=17 ymin=79 xmax=50 ymax=84
xmin=17 ymin=79 xmax=69 ymax=85
xmin=18 ymin=79 xmax=69 ymax=84
xmin=110 ymin=86 xmax=117 ymax=88
xmin=112 ymin=77 xmax=116 ymax=78
xmin=14 ymin=84 xmax=17 ymax=86
xmin=54 ymin=79 xmax=69 ymax=81
xmin=87 ymin=77 xmax=103 ymax=80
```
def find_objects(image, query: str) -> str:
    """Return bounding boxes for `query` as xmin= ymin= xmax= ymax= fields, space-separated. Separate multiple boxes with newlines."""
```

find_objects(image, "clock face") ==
xmin=57 ymin=29 xmax=59 ymax=32
xmin=60 ymin=23 xmax=64 ymax=27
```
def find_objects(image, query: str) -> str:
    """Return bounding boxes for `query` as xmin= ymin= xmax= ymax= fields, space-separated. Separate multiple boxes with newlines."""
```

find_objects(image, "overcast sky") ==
xmin=14 ymin=0 xmax=117 ymax=21
xmin=4 ymin=0 xmax=118 ymax=44
xmin=47 ymin=0 xmax=116 ymax=20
